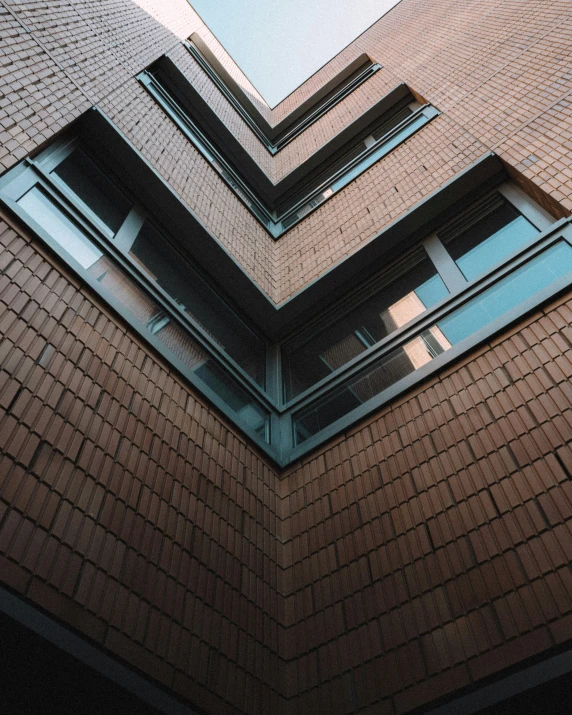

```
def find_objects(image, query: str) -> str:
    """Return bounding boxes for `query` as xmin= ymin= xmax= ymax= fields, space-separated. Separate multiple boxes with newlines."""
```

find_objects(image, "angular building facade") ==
xmin=2 ymin=0 xmax=572 ymax=712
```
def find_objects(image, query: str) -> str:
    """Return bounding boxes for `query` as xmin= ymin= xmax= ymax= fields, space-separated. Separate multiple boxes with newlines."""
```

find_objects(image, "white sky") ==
xmin=189 ymin=0 xmax=402 ymax=107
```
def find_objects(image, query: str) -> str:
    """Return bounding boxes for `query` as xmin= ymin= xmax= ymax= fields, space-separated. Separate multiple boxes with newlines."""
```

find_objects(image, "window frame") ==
xmin=0 ymin=140 xmax=277 ymax=453
xmin=184 ymin=37 xmax=382 ymax=153
xmin=138 ymin=67 xmax=438 ymax=238
xmin=280 ymin=182 xmax=555 ymax=408
xmin=1 ymin=128 xmax=568 ymax=468
xmin=286 ymin=210 xmax=567 ymax=457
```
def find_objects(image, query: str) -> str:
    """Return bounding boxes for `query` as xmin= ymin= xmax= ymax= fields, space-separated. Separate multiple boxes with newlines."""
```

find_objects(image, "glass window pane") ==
xmin=128 ymin=222 xmax=266 ymax=387
xmin=52 ymin=149 xmax=131 ymax=233
xmin=440 ymin=197 xmax=539 ymax=281
xmin=18 ymin=188 xmax=270 ymax=442
xmin=195 ymin=362 xmax=269 ymax=440
xmin=294 ymin=241 xmax=572 ymax=444
xmin=331 ymin=114 xmax=425 ymax=192
xmin=283 ymin=249 xmax=448 ymax=400
xmin=18 ymin=188 xmax=103 ymax=269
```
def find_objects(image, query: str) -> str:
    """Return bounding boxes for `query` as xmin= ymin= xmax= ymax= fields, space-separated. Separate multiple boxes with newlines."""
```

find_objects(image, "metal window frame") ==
xmin=1 ymin=124 xmax=568 ymax=468
xmin=0 ymin=153 xmax=278 ymax=454
xmin=138 ymin=68 xmax=437 ymax=238
xmin=287 ymin=219 xmax=572 ymax=459
xmin=184 ymin=39 xmax=382 ymax=154
xmin=280 ymin=183 xmax=554 ymax=407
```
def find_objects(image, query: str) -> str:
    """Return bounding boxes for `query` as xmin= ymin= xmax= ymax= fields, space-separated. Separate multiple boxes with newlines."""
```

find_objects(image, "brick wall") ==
xmin=4 ymin=203 xmax=572 ymax=714
xmin=275 ymin=114 xmax=486 ymax=302
xmin=3 ymin=1 xmax=572 ymax=714
xmin=277 ymin=287 xmax=572 ymax=714
xmin=6 ymin=0 xmax=572 ymax=304
xmin=0 ymin=209 xmax=282 ymax=715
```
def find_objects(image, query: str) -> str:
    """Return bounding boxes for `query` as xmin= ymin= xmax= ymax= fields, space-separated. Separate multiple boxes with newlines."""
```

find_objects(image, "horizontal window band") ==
xmin=282 ymin=216 xmax=567 ymax=410
xmin=287 ymin=225 xmax=572 ymax=462
xmin=64 ymin=109 xmax=510 ymax=340
xmin=139 ymin=70 xmax=435 ymax=238
xmin=1 ymin=162 xmax=567 ymax=467
xmin=152 ymin=55 xmax=414 ymax=204
xmin=186 ymin=35 xmax=381 ymax=148
xmin=53 ymin=108 xmax=508 ymax=339
xmin=0 ymin=195 xmax=277 ymax=456
xmin=3 ymin=107 xmax=559 ymax=468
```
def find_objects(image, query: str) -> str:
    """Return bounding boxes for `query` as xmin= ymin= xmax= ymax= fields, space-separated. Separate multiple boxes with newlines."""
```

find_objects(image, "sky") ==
xmin=188 ymin=0 xmax=402 ymax=107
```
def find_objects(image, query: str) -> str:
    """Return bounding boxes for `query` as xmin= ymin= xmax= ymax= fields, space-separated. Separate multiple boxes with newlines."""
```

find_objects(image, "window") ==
xmin=293 ymin=242 xmax=572 ymax=444
xmin=1 ymin=138 xmax=271 ymax=446
xmin=184 ymin=36 xmax=382 ymax=152
xmin=286 ymin=187 xmax=560 ymax=447
xmin=283 ymin=247 xmax=448 ymax=400
xmin=139 ymin=67 xmax=438 ymax=237
xmin=0 ymin=125 xmax=566 ymax=466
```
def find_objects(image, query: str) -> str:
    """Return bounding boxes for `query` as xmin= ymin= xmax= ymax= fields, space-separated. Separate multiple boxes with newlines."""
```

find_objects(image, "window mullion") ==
xmin=423 ymin=233 xmax=467 ymax=293
xmin=114 ymin=207 xmax=145 ymax=253
xmin=497 ymin=182 xmax=554 ymax=231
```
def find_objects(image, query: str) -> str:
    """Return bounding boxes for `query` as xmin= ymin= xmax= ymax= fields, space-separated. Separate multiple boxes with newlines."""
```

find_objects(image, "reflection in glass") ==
xmin=51 ymin=149 xmax=132 ymax=234
xmin=331 ymin=114 xmax=426 ymax=192
xmin=128 ymin=222 xmax=266 ymax=387
xmin=16 ymin=190 xmax=270 ymax=442
xmin=283 ymin=250 xmax=448 ymax=400
xmin=18 ymin=188 xmax=103 ymax=269
xmin=279 ymin=108 xmax=420 ymax=229
xmin=294 ymin=242 xmax=572 ymax=444
xmin=195 ymin=362 xmax=269 ymax=439
xmin=440 ymin=196 xmax=539 ymax=281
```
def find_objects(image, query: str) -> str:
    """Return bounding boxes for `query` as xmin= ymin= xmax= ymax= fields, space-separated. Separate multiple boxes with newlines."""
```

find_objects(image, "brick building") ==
xmin=2 ymin=0 xmax=572 ymax=713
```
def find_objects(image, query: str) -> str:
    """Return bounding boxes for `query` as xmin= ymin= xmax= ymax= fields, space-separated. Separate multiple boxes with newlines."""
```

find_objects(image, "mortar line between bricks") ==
xmin=66 ymin=0 xmax=170 ymax=92
xmin=492 ymin=81 xmax=572 ymax=154
xmin=443 ymin=5 xmax=572 ymax=117
xmin=0 ymin=0 xmax=97 ymax=106
xmin=0 ymin=0 xmax=192 ymax=132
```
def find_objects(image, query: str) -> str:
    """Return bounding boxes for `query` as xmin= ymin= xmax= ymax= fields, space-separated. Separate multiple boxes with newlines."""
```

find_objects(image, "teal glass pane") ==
xmin=17 ymin=188 xmax=270 ymax=442
xmin=415 ymin=273 xmax=449 ymax=307
xmin=294 ymin=242 xmax=572 ymax=444
xmin=195 ymin=362 xmax=269 ymax=440
xmin=283 ymin=249 xmax=447 ymax=401
xmin=443 ymin=202 xmax=539 ymax=281
xmin=438 ymin=241 xmax=572 ymax=344
xmin=18 ymin=187 xmax=103 ymax=269
xmin=331 ymin=115 xmax=426 ymax=192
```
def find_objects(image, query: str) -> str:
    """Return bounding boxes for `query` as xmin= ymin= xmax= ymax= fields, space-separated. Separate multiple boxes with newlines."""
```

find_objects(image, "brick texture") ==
xmin=3 ymin=1 xmax=572 ymax=714
xmin=278 ymin=288 xmax=572 ymax=712
xmin=0 ymin=211 xmax=282 ymax=714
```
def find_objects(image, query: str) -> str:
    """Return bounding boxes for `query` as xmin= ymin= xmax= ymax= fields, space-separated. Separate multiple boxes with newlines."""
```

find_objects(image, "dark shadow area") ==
xmin=478 ymin=670 xmax=572 ymax=714
xmin=0 ymin=612 xmax=164 ymax=715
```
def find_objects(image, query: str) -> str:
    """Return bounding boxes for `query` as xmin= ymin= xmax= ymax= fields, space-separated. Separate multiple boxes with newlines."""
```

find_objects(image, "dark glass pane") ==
xmin=195 ymin=362 xmax=269 ymax=440
xmin=283 ymin=250 xmax=448 ymax=400
xmin=294 ymin=242 xmax=572 ymax=444
xmin=52 ymin=149 xmax=131 ymax=233
xmin=17 ymin=189 xmax=270 ymax=441
xmin=441 ymin=199 xmax=539 ymax=281
xmin=129 ymin=222 xmax=266 ymax=387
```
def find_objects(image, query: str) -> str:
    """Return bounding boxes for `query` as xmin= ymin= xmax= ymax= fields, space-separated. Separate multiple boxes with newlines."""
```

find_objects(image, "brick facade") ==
xmin=2 ymin=1 xmax=572 ymax=713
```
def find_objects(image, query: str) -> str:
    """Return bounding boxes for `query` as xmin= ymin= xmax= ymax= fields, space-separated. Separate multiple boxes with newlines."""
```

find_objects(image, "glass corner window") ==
xmin=0 ymin=127 xmax=564 ymax=465
xmin=51 ymin=147 xmax=132 ymax=235
xmin=293 ymin=240 xmax=572 ymax=446
xmin=438 ymin=192 xmax=540 ymax=281
xmin=4 ymin=142 xmax=272 ymax=447
xmin=282 ymin=246 xmax=448 ymax=402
